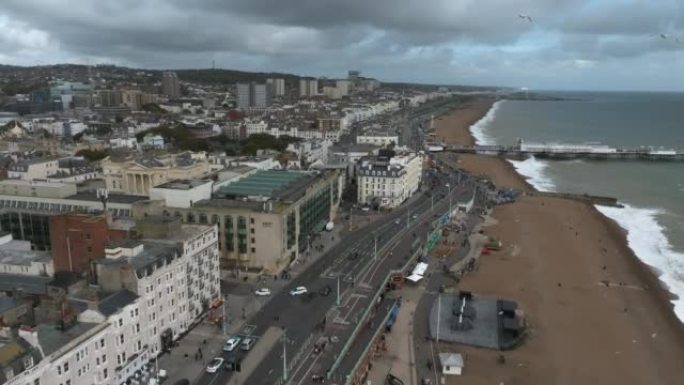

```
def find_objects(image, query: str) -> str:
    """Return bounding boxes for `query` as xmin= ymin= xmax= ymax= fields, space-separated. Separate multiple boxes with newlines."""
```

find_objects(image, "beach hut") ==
xmin=438 ymin=353 xmax=464 ymax=376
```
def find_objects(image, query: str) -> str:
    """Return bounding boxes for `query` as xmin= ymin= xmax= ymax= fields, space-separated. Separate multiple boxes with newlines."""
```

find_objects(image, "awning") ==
xmin=406 ymin=274 xmax=423 ymax=282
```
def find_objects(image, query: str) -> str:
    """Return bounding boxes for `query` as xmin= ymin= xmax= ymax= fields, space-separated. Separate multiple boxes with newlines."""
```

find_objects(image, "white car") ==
xmin=206 ymin=357 xmax=224 ymax=373
xmin=255 ymin=288 xmax=271 ymax=296
xmin=223 ymin=336 xmax=241 ymax=352
xmin=395 ymin=219 xmax=401 ymax=225
xmin=289 ymin=286 xmax=308 ymax=296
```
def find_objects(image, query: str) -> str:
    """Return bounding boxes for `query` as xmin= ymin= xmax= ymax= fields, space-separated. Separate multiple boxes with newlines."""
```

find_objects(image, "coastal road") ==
xmin=194 ymin=171 xmax=473 ymax=385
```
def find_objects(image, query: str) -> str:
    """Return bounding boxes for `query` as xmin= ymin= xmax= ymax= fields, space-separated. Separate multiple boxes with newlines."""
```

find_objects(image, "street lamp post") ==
xmin=373 ymin=234 xmax=378 ymax=261
xmin=336 ymin=275 xmax=341 ymax=306
xmin=446 ymin=183 xmax=452 ymax=218
xmin=222 ymin=296 xmax=227 ymax=336
xmin=282 ymin=329 xmax=288 ymax=381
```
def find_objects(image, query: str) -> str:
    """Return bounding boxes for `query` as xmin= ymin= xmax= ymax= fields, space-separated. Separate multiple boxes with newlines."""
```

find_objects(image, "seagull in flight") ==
xmin=518 ymin=14 xmax=534 ymax=23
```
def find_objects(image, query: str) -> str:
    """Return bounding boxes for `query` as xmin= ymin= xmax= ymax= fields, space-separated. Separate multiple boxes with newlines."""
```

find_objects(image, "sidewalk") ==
xmin=366 ymin=286 xmax=422 ymax=385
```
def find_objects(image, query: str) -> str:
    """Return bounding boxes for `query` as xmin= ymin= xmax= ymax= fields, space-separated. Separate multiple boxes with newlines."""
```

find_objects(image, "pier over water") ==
xmin=443 ymin=140 xmax=684 ymax=161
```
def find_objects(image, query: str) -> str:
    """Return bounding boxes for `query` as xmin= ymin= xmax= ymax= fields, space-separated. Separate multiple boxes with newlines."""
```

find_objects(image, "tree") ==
xmin=76 ymin=149 xmax=108 ymax=162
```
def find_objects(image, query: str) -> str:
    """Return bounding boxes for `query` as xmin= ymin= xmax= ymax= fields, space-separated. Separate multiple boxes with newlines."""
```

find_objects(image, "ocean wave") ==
xmin=470 ymin=100 xmax=504 ymax=145
xmin=597 ymin=204 xmax=684 ymax=323
xmin=507 ymin=157 xmax=557 ymax=192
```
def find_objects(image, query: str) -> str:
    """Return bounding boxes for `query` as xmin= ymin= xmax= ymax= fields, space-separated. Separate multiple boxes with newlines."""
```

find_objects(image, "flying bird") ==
xmin=660 ymin=33 xmax=669 ymax=39
xmin=518 ymin=14 xmax=533 ymax=23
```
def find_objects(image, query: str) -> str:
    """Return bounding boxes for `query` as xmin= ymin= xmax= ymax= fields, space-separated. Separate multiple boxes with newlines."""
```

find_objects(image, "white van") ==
xmin=241 ymin=337 xmax=255 ymax=351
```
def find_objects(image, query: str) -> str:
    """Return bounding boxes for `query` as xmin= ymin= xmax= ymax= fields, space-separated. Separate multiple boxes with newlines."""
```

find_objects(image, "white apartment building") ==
xmin=299 ymin=79 xmax=318 ymax=98
xmin=8 ymin=158 xmax=61 ymax=181
xmin=2 ymin=222 xmax=220 ymax=385
xmin=357 ymin=152 xmax=423 ymax=209
xmin=3 ymin=322 xmax=117 ymax=385
xmin=267 ymin=78 xmax=286 ymax=97
xmin=357 ymin=135 xmax=399 ymax=147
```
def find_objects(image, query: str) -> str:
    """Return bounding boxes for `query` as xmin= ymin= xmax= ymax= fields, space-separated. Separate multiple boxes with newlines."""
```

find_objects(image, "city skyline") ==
xmin=1 ymin=1 xmax=684 ymax=91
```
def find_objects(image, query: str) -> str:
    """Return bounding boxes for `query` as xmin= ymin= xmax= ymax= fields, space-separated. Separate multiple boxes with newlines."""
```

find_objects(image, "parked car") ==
xmin=289 ymin=286 xmax=308 ymax=296
xmin=319 ymin=285 xmax=332 ymax=296
xmin=241 ymin=337 xmax=255 ymax=351
xmin=206 ymin=357 xmax=224 ymax=373
xmin=223 ymin=336 xmax=241 ymax=352
xmin=255 ymin=288 xmax=271 ymax=296
xmin=224 ymin=354 xmax=240 ymax=372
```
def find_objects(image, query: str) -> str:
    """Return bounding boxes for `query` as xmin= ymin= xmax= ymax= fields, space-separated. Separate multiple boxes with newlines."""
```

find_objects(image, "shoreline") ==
xmin=433 ymin=99 xmax=684 ymax=384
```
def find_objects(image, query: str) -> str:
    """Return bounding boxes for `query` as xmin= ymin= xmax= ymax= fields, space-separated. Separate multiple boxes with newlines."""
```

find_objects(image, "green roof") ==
xmin=219 ymin=170 xmax=311 ymax=198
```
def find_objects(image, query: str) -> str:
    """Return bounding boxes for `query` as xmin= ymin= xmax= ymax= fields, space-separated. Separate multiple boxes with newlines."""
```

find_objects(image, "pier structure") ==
xmin=442 ymin=139 xmax=684 ymax=161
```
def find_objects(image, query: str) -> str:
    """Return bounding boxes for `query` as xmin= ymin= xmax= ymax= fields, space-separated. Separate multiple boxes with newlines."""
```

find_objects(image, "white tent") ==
xmin=406 ymin=274 xmax=423 ymax=282
xmin=412 ymin=262 xmax=428 ymax=276
xmin=406 ymin=262 xmax=429 ymax=283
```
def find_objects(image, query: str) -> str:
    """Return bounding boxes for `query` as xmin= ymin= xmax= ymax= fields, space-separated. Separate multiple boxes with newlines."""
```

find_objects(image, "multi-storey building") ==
xmin=357 ymin=151 xmax=423 ymax=209
xmin=94 ymin=219 xmax=220 ymax=342
xmin=266 ymin=78 xmax=285 ymax=97
xmin=299 ymin=78 xmax=318 ymax=98
xmin=236 ymin=83 xmax=272 ymax=109
xmin=161 ymin=72 xmax=181 ymax=99
xmin=102 ymin=152 xmax=210 ymax=196
xmin=132 ymin=170 xmax=342 ymax=273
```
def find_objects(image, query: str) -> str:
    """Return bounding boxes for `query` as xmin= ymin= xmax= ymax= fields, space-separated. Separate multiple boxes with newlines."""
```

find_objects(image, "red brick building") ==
xmin=49 ymin=213 xmax=128 ymax=274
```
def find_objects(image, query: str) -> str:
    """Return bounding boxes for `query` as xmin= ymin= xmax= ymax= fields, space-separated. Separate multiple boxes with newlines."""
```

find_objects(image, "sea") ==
xmin=470 ymin=92 xmax=684 ymax=322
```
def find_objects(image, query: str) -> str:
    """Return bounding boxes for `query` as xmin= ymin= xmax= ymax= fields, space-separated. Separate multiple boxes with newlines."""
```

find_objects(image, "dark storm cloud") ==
xmin=1 ymin=0 xmax=684 ymax=90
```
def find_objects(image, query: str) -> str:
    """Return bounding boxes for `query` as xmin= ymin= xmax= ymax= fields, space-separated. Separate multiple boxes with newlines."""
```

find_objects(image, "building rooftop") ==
xmin=0 ymin=274 xmax=52 ymax=295
xmin=65 ymin=192 xmax=148 ymax=204
xmin=36 ymin=322 xmax=102 ymax=356
xmin=0 ymin=248 xmax=51 ymax=266
xmin=96 ymin=289 xmax=138 ymax=317
xmin=0 ymin=297 xmax=20 ymax=313
xmin=154 ymin=179 xmax=212 ymax=190
xmin=329 ymin=143 xmax=380 ymax=154
xmin=217 ymin=170 xmax=315 ymax=201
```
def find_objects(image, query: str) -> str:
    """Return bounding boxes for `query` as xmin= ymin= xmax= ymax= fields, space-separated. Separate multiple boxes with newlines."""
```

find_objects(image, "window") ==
xmin=135 ymin=323 xmax=140 ymax=333
xmin=103 ymin=369 xmax=108 ymax=379
xmin=100 ymin=339 xmax=105 ymax=348
xmin=57 ymin=366 xmax=61 ymax=375
xmin=135 ymin=309 xmax=139 ymax=316
xmin=118 ymin=319 xmax=123 ymax=327
xmin=87 ymin=246 xmax=92 ymax=252
xmin=33 ymin=379 xmax=40 ymax=385
xmin=96 ymin=357 xmax=100 ymax=366
xmin=119 ymin=334 xmax=124 ymax=344
xmin=102 ymin=355 xmax=106 ymax=363
xmin=251 ymin=247 xmax=255 ymax=253
xmin=63 ymin=363 xmax=69 ymax=373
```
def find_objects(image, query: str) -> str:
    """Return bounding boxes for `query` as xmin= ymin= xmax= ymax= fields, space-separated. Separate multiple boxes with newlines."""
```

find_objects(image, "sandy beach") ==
xmin=433 ymin=101 xmax=684 ymax=385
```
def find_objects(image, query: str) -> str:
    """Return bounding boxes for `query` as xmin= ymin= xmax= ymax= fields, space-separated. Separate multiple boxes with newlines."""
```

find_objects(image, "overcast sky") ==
xmin=1 ymin=0 xmax=684 ymax=91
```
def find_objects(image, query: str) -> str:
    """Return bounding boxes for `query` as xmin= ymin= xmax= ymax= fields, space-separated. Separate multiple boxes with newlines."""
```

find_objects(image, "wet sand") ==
xmin=434 ymin=102 xmax=684 ymax=385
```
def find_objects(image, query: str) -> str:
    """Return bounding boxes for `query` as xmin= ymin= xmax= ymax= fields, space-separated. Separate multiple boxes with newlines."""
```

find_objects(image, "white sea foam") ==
xmin=469 ymin=100 xmax=504 ymax=145
xmin=596 ymin=204 xmax=684 ymax=323
xmin=507 ymin=157 xmax=557 ymax=192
